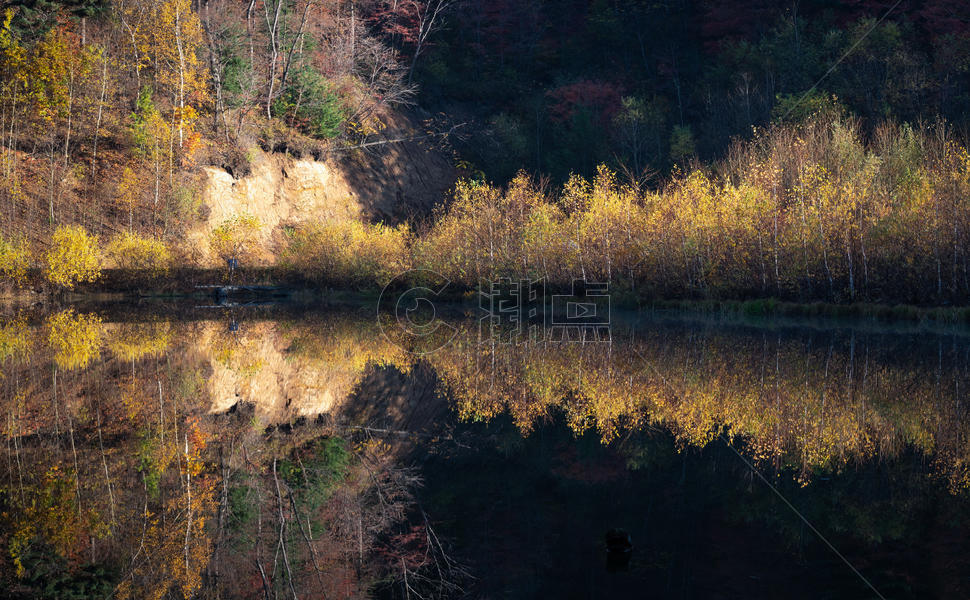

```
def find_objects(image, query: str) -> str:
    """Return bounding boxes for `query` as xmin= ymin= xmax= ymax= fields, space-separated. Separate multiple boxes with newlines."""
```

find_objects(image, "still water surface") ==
xmin=1 ymin=303 xmax=969 ymax=599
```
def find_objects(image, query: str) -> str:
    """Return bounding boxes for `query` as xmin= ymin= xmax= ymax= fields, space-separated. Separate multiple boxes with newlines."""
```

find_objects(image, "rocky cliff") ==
xmin=189 ymin=111 xmax=456 ymax=265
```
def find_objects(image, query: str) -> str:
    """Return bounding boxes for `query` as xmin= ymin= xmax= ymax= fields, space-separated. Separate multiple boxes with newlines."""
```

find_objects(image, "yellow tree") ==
xmin=122 ymin=0 xmax=208 ymax=153
xmin=0 ymin=10 xmax=27 ymax=120
xmin=44 ymin=225 xmax=101 ymax=289
xmin=208 ymin=214 xmax=261 ymax=267
xmin=104 ymin=231 xmax=171 ymax=276
xmin=116 ymin=166 xmax=142 ymax=231
xmin=27 ymin=23 xmax=94 ymax=224
xmin=0 ymin=235 xmax=30 ymax=284
xmin=155 ymin=0 xmax=208 ymax=151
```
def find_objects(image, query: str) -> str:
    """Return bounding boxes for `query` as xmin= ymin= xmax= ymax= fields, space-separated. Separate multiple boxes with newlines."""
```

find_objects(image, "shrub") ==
xmin=209 ymin=214 xmax=262 ymax=266
xmin=44 ymin=225 xmax=101 ymax=289
xmin=281 ymin=220 xmax=411 ymax=287
xmin=168 ymin=181 xmax=204 ymax=223
xmin=272 ymin=64 xmax=347 ymax=139
xmin=0 ymin=235 xmax=30 ymax=284
xmin=104 ymin=231 xmax=171 ymax=277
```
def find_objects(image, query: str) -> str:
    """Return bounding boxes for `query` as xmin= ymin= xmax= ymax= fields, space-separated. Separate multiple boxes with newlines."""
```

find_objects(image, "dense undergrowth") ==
xmin=415 ymin=114 xmax=970 ymax=306
xmin=8 ymin=113 xmax=970 ymax=311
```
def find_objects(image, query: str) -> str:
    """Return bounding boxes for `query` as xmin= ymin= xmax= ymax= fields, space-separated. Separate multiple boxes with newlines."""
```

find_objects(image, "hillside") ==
xmin=0 ymin=0 xmax=969 ymax=307
xmin=0 ymin=0 xmax=460 ymax=282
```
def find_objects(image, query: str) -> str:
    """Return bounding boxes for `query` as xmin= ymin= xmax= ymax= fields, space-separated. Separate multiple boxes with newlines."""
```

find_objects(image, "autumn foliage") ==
xmin=44 ymin=225 xmax=100 ymax=289
xmin=418 ymin=115 xmax=970 ymax=304
xmin=104 ymin=231 xmax=172 ymax=276
xmin=208 ymin=214 xmax=262 ymax=265
xmin=0 ymin=235 xmax=29 ymax=284
xmin=2 ymin=307 xmax=970 ymax=596
xmin=280 ymin=219 xmax=412 ymax=286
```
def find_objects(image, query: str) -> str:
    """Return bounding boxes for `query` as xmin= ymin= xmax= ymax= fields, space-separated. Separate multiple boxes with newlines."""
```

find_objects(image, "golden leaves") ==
xmin=424 ymin=326 xmax=970 ymax=486
xmin=104 ymin=231 xmax=172 ymax=276
xmin=280 ymin=219 xmax=412 ymax=286
xmin=44 ymin=225 xmax=101 ymax=289
xmin=106 ymin=321 xmax=173 ymax=361
xmin=0 ymin=234 xmax=30 ymax=285
xmin=46 ymin=308 xmax=102 ymax=370
xmin=208 ymin=213 xmax=262 ymax=264
xmin=0 ymin=316 xmax=29 ymax=364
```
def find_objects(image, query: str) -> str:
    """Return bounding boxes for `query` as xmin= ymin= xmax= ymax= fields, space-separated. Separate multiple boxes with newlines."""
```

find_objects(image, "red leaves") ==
xmin=546 ymin=79 xmax=621 ymax=125
xmin=376 ymin=524 xmax=430 ymax=570
xmin=367 ymin=0 xmax=425 ymax=46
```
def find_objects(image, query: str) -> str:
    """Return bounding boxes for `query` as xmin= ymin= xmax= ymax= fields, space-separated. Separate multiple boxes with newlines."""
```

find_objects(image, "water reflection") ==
xmin=1 ymin=306 xmax=969 ymax=598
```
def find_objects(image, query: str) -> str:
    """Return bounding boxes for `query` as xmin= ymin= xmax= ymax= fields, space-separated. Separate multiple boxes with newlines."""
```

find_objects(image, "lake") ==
xmin=1 ymin=301 xmax=968 ymax=599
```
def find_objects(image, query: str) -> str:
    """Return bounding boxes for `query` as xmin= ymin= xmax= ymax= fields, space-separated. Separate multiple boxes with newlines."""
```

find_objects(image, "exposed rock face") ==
xmin=190 ymin=111 xmax=456 ymax=265
xmin=189 ymin=153 xmax=363 ymax=264
xmin=335 ymin=110 xmax=459 ymax=222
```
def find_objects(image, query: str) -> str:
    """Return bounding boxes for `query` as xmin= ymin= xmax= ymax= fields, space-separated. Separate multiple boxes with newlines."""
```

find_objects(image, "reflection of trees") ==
xmin=280 ymin=316 xmax=412 ymax=384
xmin=1 ymin=315 xmax=218 ymax=598
xmin=207 ymin=434 xmax=464 ymax=599
xmin=0 ymin=314 xmax=445 ymax=597
xmin=105 ymin=322 xmax=173 ymax=361
xmin=46 ymin=309 xmax=103 ymax=370
xmin=0 ymin=317 xmax=29 ymax=364
xmin=427 ymin=324 xmax=970 ymax=489
xmin=3 ymin=310 xmax=970 ymax=595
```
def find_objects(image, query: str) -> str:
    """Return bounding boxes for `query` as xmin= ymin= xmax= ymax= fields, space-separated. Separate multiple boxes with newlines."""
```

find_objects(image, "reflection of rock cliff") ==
xmin=190 ymin=111 xmax=456 ymax=264
xmin=197 ymin=319 xmax=411 ymax=423
xmin=201 ymin=321 xmax=343 ymax=420
xmin=339 ymin=362 xmax=449 ymax=436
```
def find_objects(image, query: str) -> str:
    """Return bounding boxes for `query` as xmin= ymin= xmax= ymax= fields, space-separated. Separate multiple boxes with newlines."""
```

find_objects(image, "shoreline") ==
xmin=4 ymin=271 xmax=970 ymax=330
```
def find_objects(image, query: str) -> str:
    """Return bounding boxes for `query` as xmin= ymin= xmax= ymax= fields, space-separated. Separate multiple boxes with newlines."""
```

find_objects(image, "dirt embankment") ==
xmin=190 ymin=110 xmax=457 ymax=266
